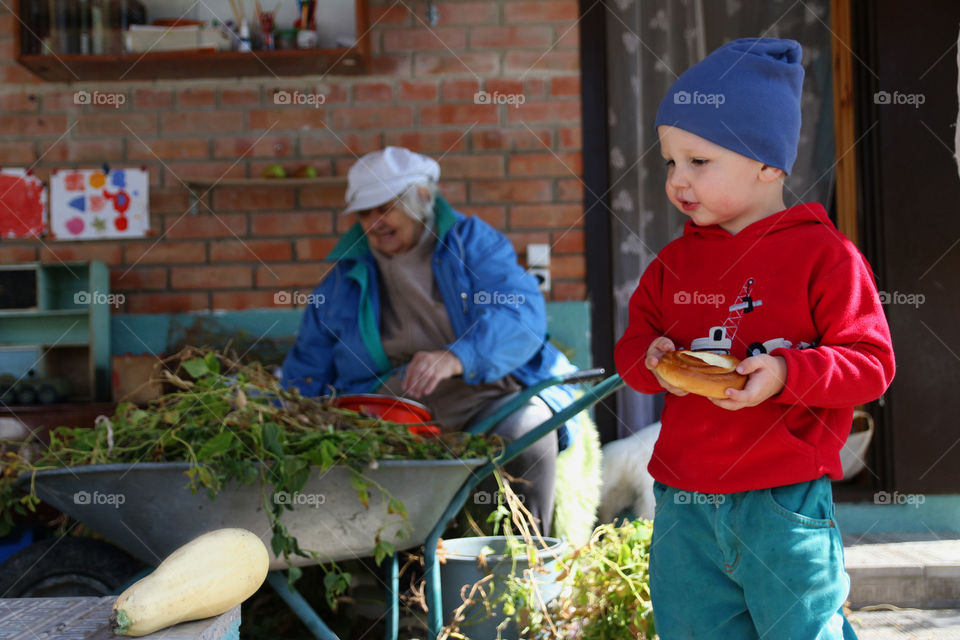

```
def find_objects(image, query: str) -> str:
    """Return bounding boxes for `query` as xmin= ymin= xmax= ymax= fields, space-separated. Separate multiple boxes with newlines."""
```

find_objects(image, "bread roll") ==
xmin=655 ymin=350 xmax=747 ymax=399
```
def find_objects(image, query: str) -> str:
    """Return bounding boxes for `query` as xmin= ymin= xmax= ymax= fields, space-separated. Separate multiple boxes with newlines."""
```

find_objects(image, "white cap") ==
xmin=343 ymin=147 xmax=440 ymax=215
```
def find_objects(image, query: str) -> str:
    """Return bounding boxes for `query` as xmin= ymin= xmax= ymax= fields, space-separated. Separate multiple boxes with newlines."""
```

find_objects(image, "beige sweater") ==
xmin=372 ymin=230 xmax=519 ymax=429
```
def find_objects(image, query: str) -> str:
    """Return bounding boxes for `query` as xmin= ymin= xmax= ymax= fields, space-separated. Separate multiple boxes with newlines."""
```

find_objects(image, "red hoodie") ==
xmin=615 ymin=203 xmax=895 ymax=493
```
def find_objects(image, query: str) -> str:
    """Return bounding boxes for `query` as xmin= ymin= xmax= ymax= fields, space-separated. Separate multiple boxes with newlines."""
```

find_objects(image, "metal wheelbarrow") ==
xmin=18 ymin=372 xmax=624 ymax=640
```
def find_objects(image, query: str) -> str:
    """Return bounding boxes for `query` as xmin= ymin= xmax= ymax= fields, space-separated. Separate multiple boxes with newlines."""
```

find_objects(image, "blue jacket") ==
xmin=281 ymin=196 xmax=580 ymax=449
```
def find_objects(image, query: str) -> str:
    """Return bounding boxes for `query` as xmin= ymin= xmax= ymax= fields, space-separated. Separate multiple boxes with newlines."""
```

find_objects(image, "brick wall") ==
xmin=0 ymin=1 xmax=585 ymax=314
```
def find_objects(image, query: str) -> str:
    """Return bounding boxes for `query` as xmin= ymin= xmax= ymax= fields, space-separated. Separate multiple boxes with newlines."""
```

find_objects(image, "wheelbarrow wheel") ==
xmin=0 ymin=536 xmax=145 ymax=597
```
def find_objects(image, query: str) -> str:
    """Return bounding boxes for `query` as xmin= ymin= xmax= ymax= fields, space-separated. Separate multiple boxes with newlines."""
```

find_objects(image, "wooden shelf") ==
xmin=18 ymin=47 xmax=367 ymax=82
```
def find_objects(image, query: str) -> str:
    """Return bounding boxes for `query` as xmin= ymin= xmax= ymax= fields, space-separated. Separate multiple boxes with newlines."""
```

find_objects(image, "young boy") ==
xmin=615 ymin=38 xmax=895 ymax=639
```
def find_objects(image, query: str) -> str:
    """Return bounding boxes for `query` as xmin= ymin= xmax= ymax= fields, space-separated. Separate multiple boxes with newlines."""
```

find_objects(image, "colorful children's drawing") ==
xmin=0 ymin=169 xmax=47 ymax=238
xmin=50 ymin=167 xmax=149 ymax=240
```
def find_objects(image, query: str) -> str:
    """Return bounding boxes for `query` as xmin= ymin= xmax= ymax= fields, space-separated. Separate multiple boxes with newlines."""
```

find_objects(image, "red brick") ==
xmin=125 ymin=292 xmax=208 ymax=313
xmin=150 ymin=189 xmax=190 ymax=215
xmin=353 ymin=82 xmax=394 ymax=103
xmin=398 ymin=81 xmax=438 ymax=102
xmin=300 ymin=185 xmax=348 ymax=209
xmin=249 ymin=106 xmax=328 ymax=131
xmin=471 ymin=180 xmax=552 ymax=204
xmin=557 ymin=178 xmax=583 ymax=202
xmin=524 ymin=78 xmax=550 ymax=99
xmin=212 ymin=290 xmax=281 ymax=310
xmin=213 ymin=136 xmax=293 ymax=159
xmin=414 ymin=52 xmax=499 ymax=75
xmin=441 ymin=79 xmax=481 ymax=102
xmin=124 ymin=241 xmax=206 ymax=264
xmin=551 ymin=254 xmax=585 ymax=279
xmin=255 ymin=263 xmax=330 ymax=288
xmin=559 ymin=126 xmax=581 ymax=149
xmin=44 ymin=138 xmax=124 ymax=163
xmin=294 ymin=237 xmax=339 ymax=260
xmin=220 ymin=88 xmax=261 ymax=107
xmin=383 ymin=27 xmax=466 ymax=51
xmin=177 ymin=87 xmax=216 ymax=108
xmin=0 ymin=13 xmax=17 ymax=32
xmin=0 ymin=246 xmax=38 ymax=262
xmin=384 ymin=130 xmax=467 ymax=153
xmin=162 ymin=111 xmax=242 ymax=134
xmin=39 ymin=90 xmax=84 ymax=111
xmin=510 ymin=204 xmax=583 ymax=229
xmin=164 ymin=162 xmax=246 ymax=186
xmin=438 ymin=181 xmax=467 ymax=205
xmin=552 ymin=229 xmax=585 ymax=253
xmin=407 ymin=1 xmax=498 ymax=25
xmin=0 ymin=92 xmax=39 ymax=111
xmin=75 ymin=112 xmax=155 ymax=136
xmin=552 ymin=76 xmax=581 ymax=97
xmin=507 ymin=100 xmax=580 ymax=124
xmin=213 ymin=188 xmax=294 ymax=212
xmin=466 ymin=205 xmax=506 ymax=228
xmin=210 ymin=239 xmax=291 ymax=262
xmin=0 ymin=64 xmax=43 ymax=84
xmin=165 ymin=212 xmax=247 ymax=238
xmin=472 ymin=128 xmax=550 ymax=151
xmin=470 ymin=26 xmax=553 ymax=49
xmin=509 ymin=152 xmax=582 ymax=177
xmin=555 ymin=24 xmax=580 ymax=48
xmin=0 ymin=141 xmax=37 ymax=164
xmin=252 ymin=211 xmax=335 ymax=236
xmin=110 ymin=267 xmax=167 ymax=290
xmin=128 ymin=137 xmax=209 ymax=161
xmin=371 ymin=54 xmax=413 ymax=76
xmin=370 ymin=4 xmax=411 ymax=25
xmin=133 ymin=89 xmax=173 ymax=109
xmin=505 ymin=2 xmax=578 ymax=22
xmin=40 ymin=243 xmax=123 ymax=264
xmin=505 ymin=50 xmax=580 ymax=74
xmin=171 ymin=265 xmax=251 ymax=289
xmin=331 ymin=106 xmax=413 ymax=130
xmin=0 ymin=114 xmax=68 ymax=136
xmin=420 ymin=104 xmax=498 ymax=126
xmin=440 ymin=154 xmax=505 ymax=179
xmin=485 ymin=79 xmax=525 ymax=97
xmin=301 ymin=131 xmax=383 ymax=156
xmin=551 ymin=281 xmax=586 ymax=301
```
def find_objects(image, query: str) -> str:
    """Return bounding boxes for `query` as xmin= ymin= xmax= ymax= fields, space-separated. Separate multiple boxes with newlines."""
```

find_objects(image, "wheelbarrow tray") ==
xmin=18 ymin=459 xmax=484 ymax=570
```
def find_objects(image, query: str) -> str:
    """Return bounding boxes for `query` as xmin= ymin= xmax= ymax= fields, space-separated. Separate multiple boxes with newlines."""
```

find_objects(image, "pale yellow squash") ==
xmin=111 ymin=528 xmax=269 ymax=636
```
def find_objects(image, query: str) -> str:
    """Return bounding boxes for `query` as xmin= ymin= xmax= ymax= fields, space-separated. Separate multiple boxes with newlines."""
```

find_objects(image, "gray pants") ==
xmin=465 ymin=394 xmax=557 ymax=536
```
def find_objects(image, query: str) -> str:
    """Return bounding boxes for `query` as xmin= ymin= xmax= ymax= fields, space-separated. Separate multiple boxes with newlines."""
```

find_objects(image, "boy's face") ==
xmin=658 ymin=125 xmax=782 ymax=234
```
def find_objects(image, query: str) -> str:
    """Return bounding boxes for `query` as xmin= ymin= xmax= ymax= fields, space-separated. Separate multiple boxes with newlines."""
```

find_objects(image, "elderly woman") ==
xmin=282 ymin=147 xmax=580 ymax=534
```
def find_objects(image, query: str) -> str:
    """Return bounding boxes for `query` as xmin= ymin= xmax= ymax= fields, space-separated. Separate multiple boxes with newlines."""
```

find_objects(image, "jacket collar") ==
xmin=326 ymin=194 xmax=458 ymax=261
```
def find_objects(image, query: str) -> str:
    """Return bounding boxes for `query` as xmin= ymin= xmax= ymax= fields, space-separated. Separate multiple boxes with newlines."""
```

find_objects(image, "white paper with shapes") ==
xmin=50 ymin=167 xmax=149 ymax=240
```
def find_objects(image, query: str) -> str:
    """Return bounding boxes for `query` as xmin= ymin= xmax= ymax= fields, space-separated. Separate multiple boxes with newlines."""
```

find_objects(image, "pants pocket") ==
xmin=764 ymin=477 xmax=835 ymax=529
xmin=652 ymin=480 xmax=670 ymax=516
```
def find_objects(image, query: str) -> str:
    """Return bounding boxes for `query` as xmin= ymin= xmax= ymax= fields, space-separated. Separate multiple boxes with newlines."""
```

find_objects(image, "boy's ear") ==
xmin=758 ymin=164 xmax=785 ymax=183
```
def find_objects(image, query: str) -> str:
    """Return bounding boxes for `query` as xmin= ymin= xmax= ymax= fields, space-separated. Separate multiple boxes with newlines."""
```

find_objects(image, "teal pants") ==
xmin=650 ymin=476 xmax=858 ymax=639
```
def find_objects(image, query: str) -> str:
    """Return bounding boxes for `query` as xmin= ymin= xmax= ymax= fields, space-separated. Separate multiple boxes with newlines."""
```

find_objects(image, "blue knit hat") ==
xmin=655 ymin=38 xmax=804 ymax=174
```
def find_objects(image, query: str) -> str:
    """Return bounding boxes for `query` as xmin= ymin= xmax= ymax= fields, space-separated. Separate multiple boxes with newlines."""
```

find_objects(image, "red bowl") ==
xmin=333 ymin=394 xmax=441 ymax=438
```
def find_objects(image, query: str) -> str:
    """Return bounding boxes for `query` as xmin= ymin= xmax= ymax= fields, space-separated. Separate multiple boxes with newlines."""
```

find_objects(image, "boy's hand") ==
xmin=710 ymin=354 xmax=787 ymax=410
xmin=645 ymin=337 xmax=689 ymax=396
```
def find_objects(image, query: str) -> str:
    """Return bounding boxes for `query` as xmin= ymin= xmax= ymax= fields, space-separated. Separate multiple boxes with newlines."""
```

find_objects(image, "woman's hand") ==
xmin=402 ymin=350 xmax=464 ymax=398
xmin=645 ymin=337 xmax=689 ymax=396
xmin=710 ymin=354 xmax=787 ymax=410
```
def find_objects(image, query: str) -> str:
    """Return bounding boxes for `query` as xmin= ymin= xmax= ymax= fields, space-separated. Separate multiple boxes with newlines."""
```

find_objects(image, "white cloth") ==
xmin=343 ymin=147 xmax=440 ymax=214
